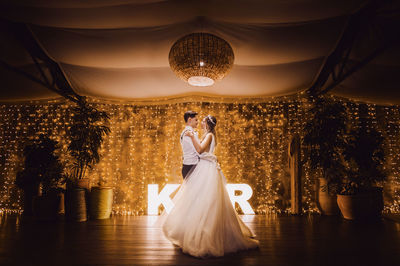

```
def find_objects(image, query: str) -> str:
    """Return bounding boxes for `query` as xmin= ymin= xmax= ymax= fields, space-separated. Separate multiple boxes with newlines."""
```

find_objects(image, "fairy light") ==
xmin=1 ymin=95 xmax=400 ymax=215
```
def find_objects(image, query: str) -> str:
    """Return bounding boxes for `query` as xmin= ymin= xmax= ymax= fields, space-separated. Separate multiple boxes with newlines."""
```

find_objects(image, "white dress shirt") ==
xmin=180 ymin=125 xmax=200 ymax=165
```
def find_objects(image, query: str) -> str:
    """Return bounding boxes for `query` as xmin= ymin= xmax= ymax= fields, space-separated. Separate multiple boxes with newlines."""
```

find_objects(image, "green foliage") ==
xmin=340 ymin=121 xmax=387 ymax=195
xmin=66 ymin=99 xmax=110 ymax=181
xmin=302 ymin=97 xmax=348 ymax=194
xmin=303 ymin=97 xmax=388 ymax=195
xmin=15 ymin=134 xmax=65 ymax=194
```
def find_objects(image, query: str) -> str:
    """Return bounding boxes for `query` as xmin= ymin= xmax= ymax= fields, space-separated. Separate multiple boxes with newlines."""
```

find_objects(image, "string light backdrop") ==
xmin=0 ymin=95 xmax=399 ymax=215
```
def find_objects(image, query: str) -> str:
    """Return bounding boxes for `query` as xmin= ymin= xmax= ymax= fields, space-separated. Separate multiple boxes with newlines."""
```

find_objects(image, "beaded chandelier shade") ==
xmin=169 ymin=33 xmax=234 ymax=86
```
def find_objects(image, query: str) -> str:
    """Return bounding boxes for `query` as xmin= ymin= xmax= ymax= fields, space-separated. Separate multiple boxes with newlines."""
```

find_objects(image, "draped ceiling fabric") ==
xmin=0 ymin=0 xmax=399 ymax=104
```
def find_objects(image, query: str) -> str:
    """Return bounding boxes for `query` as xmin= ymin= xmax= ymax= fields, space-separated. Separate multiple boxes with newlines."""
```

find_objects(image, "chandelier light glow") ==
xmin=169 ymin=33 xmax=235 ymax=86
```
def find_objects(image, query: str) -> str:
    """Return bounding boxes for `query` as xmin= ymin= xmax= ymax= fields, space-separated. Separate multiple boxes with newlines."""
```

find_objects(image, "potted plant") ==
xmin=65 ymin=99 xmax=110 ymax=221
xmin=15 ymin=134 xmax=65 ymax=219
xmin=89 ymin=177 xmax=113 ymax=220
xmin=336 ymin=118 xmax=387 ymax=220
xmin=66 ymin=100 xmax=110 ymax=189
xmin=15 ymin=143 xmax=41 ymax=216
xmin=302 ymin=97 xmax=348 ymax=215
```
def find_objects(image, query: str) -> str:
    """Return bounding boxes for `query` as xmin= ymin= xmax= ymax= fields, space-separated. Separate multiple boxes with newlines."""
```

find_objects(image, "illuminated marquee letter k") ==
xmin=147 ymin=184 xmax=180 ymax=215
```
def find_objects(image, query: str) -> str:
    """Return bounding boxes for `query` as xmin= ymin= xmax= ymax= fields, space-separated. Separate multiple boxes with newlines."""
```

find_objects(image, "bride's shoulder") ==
xmin=201 ymin=133 xmax=213 ymax=143
xmin=205 ymin=132 xmax=214 ymax=139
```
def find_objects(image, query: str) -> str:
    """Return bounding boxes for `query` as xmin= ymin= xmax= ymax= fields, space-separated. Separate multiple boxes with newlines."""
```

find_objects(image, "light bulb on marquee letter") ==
xmin=147 ymin=184 xmax=180 ymax=215
xmin=226 ymin=184 xmax=255 ymax=214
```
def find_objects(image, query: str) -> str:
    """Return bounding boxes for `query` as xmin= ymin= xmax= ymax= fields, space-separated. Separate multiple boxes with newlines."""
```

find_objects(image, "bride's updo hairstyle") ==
xmin=205 ymin=115 xmax=217 ymax=145
xmin=205 ymin=115 xmax=217 ymax=133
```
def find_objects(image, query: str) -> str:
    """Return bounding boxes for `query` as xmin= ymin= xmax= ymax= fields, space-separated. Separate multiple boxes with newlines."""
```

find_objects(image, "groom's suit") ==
xmin=180 ymin=125 xmax=200 ymax=179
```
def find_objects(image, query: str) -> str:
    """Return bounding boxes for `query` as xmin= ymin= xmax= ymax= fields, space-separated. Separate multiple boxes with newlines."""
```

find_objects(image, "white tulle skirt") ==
xmin=159 ymin=153 xmax=259 ymax=258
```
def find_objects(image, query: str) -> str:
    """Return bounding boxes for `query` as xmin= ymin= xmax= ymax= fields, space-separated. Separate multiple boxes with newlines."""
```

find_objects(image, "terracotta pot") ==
xmin=317 ymin=178 xmax=339 ymax=215
xmin=337 ymin=187 xmax=383 ymax=220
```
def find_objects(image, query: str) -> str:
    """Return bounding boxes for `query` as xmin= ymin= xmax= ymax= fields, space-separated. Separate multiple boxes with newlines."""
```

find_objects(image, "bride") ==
xmin=161 ymin=115 xmax=259 ymax=258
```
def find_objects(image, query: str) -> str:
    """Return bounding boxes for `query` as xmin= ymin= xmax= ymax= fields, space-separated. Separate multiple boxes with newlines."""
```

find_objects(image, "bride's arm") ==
xmin=186 ymin=132 xmax=212 ymax=154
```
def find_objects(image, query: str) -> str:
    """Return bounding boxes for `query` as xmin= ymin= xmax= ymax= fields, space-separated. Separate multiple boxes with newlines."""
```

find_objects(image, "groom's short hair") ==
xmin=184 ymin=111 xmax=198 ymax=122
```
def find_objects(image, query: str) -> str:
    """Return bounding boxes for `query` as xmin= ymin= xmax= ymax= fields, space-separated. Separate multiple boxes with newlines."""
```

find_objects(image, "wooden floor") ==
xmin=0 ymin=214 xmax=400 ymax=266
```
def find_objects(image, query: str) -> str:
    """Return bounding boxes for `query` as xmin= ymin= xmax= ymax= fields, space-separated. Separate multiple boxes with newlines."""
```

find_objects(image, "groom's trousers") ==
xmin=182 ymin=164 xmax=196 ymax=179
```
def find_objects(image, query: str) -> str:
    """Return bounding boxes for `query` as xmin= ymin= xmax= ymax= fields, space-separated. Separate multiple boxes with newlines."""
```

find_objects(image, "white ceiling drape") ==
xmin=0 ymin=0 xmax=399 ymax=104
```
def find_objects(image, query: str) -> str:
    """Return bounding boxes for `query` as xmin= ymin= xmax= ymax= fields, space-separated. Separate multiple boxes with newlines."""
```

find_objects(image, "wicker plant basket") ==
xmin=89 ymin=186 xmax=113 ymax=219
xmin=317 ymin=178 xmax=339 ymax=215
xmin=65 ymin=188 xmax=87 ymax=222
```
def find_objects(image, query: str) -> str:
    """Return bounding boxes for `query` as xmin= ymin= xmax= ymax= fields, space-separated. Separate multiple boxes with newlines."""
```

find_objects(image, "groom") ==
xmin=180 ymin=111 xmax=200 ymax=179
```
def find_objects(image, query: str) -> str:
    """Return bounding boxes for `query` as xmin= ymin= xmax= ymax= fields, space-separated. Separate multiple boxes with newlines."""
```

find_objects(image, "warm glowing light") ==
xmin=168 ymin=33 xmax=234 ymax=86
xmin=226 ymin=184 xmax=255 ymax=214
xmin=1 ymin=95 xmax=399 ymax=215
xmin=148 ymin=184 xmax=180 ymax=215
xmin=188 ymin=76 xmax=214 ymax=86
xmin=147 ymin=183 xmax=255 ymax=215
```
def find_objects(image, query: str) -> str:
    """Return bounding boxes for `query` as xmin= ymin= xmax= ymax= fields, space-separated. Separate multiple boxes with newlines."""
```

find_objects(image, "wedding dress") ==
xmin=161 ymin=134 xmax=259 ymax=258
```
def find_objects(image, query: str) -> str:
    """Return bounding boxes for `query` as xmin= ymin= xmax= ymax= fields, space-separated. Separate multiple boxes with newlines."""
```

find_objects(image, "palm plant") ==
xmin=66 ymin=99 xmax=110 ymax=182
xmin=341 ymin=120 xmax=387 ymax=195
xmin=302 ymin=97 xmax=348 ymax=194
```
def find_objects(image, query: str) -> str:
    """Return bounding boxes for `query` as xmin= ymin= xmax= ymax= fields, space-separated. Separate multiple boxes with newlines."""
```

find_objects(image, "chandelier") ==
xmin=169 ymin=33 xmax=234 ymax=86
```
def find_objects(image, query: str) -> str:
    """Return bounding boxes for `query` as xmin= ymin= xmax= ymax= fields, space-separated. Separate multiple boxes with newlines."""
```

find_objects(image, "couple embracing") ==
xmin=160 ymin=111 xmax=259 ymax=258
